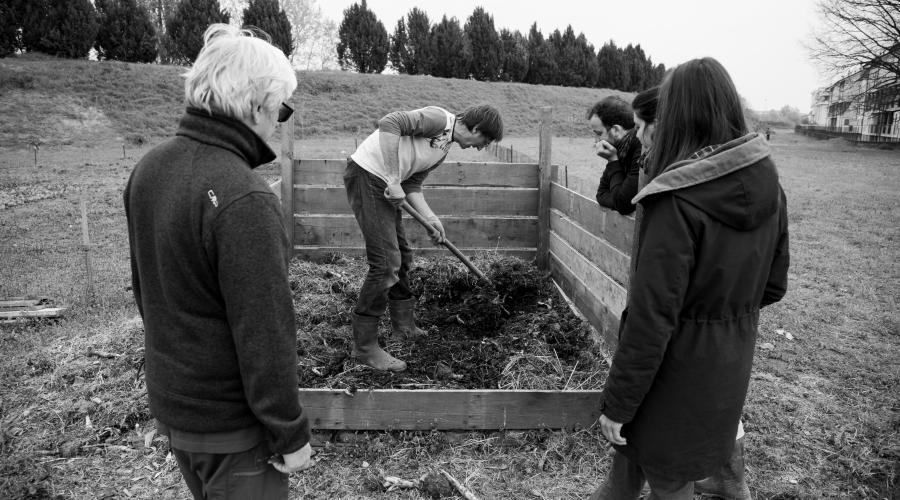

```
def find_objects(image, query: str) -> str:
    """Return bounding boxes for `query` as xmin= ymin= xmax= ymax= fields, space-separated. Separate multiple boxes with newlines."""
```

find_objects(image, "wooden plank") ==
xmin=548 ymin=231 xmax=626 ymax=324
xmin=297 ymin=389 xmax=603 ymax=430
xmin=294 ymin=246 xmax=536 ymax=262
xmin=550 ymin=182 xmax=634 ymax=254
xmin=0 ymin=297 xmax=48 ymax=308
xmin=550 ymin=167 xmax=597 ymax=199
xmin=293 ymin=159 xmax=539 ymax=187
xmin=0 ymin=307 xmax=68 ymax=319
xmin=295 ymin=215 xmax=538 ymax=248
xmin=295 ymin=186 xmax=538 ymax=216
xmin=536 ymin=106 xmax=553 ymax=269
xmin=550 ymin=209 xmax=630 ymax=287
xmin=550 ymin=254 xmax=619 ymax=347
xmin=280 ymin=116 xmax=295 ymax=255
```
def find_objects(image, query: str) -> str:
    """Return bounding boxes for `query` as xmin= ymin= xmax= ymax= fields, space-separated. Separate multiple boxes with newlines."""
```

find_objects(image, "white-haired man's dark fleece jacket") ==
xmin=601 ymin=133 xmax=789 ymax=480
xmin=124 ymin=108 xmax=309 ymax=455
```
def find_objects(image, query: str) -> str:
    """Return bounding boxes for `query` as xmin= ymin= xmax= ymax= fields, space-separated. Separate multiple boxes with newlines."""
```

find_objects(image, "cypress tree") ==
xmin=596 ymin=40 xmax=627 ymax=90
xmin=554 ymin=26 xmax=583 ymax=86
xmin=404 ymin=8 xmax=431 ymax=75
xmin=336 ymin=0 xmax=388 ymax=73
xmin=546 ymin=29 xmax=565 ymax=85
xmin=524 ymin=23 xmax=557 ymax=85
xmin=652 ymin=62 xmax=667 ymax=86
xmin=575 ymin=33 xmax=599 ymax=88
xmin=165 ymin=0 xmax=229 ymax=64
xmin=20 ymin=0 xmax=99 ymax=58
xmin=463 ymin=7 xmax=500 ymax=81
xmin=94 ymin=0 xmax=158 ymax=63
xmin=17 ymin=0 xmax=50 ymax=54
xmin=498 ymin=28 xmax=528 ymax=82
xmin=428 ymin=15 xmax=470 ymax=79
xmin=624 ymin=43 xmax=648 ymax=91
xmin=389 ymin=18 xmax=409 ymax=73
xmin=242 ymin=0 xmax=293 ymax=57
xmin=0 ymin=2 xmax=20 ymax=57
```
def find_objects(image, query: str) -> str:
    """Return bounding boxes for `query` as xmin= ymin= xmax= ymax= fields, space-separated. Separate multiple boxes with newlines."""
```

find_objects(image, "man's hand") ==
xmin=593 ymin=140 xmax=619 ymax=162
xmin=269 ymin=443 xmax=314 ymax=474
xmin=599 ymin=414 xmax=627 ymax=446
xmin=384 ymin=182 xmax=405 ymax=208
xmin=426 ymin=217 xmax=445 ymax=245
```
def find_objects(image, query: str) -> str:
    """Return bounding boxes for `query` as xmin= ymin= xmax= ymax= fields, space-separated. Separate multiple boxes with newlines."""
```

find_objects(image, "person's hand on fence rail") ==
xmin=426 ymin=217 xmax=445 ymax=245
xmin=269 ymin=442 xmax=314 ymax=473
xmin=384 ymin=182 xmax=406 ymax=208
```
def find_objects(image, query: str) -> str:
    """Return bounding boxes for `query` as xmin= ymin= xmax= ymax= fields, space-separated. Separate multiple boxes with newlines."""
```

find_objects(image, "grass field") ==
xmin=1 ymin=55 xmax=898 ymax=499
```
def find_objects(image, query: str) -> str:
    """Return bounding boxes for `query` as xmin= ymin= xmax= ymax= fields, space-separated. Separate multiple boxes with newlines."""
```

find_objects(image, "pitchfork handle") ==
xmin=400 ymin=201 xmax=491 ymax=284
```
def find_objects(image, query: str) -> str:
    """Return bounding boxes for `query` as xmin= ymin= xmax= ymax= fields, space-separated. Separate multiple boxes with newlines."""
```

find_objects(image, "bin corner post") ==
xmin=280 ymin=114 xmax=295 ymax=257
xmin=536 ymin=106 xmax=553 ymax=270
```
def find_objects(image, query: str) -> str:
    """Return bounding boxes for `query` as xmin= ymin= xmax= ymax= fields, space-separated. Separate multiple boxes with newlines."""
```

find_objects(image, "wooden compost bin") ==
xmin=278 ymin=108 xmax=633 ymax=431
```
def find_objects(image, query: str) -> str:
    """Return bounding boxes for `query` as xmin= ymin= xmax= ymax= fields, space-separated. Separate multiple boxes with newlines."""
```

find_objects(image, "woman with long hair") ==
xmin=591 ymin=57 xmax=790 ymax=498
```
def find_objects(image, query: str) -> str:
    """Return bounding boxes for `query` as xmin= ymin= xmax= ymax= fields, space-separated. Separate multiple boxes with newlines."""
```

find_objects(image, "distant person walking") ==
xmin=591 ymin=57 xmax=790 ymax=499
xmin=124 ymin=24 xmax=312 ymax=499
xmin=344 ymin=105 xmax=503 ymax=371
xmin=588 ymin=96 xmax=643 ymax=216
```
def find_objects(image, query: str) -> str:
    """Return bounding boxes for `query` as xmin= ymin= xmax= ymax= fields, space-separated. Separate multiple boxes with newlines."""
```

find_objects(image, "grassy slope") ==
xmin=0 ymin=53 xmax=621 ymax=149
xmin=1 ymin=55 xmax=898 ymax=499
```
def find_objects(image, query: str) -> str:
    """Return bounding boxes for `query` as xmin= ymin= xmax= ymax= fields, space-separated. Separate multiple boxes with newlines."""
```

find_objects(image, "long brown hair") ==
xmin=649 ymin=58 xmax=747 ymax=177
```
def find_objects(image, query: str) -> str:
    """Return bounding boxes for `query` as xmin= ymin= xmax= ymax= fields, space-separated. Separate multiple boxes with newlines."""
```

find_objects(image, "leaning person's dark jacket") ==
xmin=596 ymin=128 xmax=642 ymax=216
xmin=124 ymin=108 xmax=310 ymax=455
xmin=601 ymin=133 xmax=789 ymax=480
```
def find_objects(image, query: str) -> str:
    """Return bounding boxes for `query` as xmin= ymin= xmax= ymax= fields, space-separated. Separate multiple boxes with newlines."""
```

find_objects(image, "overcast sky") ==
xmin=318 ymin=0 xmax=827 ymax=112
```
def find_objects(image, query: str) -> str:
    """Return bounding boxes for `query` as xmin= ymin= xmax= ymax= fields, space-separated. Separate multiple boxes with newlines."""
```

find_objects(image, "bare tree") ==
xmin=808 ymin=0 xmax=900 ymax=78
xmin=304 ymin=17 xmax=338 ymax=70
xmin=280 ymin=0 xmax=335 ymax=69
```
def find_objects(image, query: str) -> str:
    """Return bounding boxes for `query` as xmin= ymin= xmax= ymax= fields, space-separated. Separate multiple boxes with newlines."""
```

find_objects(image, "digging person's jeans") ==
xmin=344 ymin=160 xmax=415 ymax=318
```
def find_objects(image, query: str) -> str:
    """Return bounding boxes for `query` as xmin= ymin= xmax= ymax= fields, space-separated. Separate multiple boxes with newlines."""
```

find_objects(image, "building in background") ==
xmin=804 ymin=49 xmax=899 ymax=143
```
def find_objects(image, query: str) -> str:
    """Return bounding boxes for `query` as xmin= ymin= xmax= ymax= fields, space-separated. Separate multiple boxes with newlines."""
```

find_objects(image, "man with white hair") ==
xmin=124 ymin=24 xmax=311 ymax=499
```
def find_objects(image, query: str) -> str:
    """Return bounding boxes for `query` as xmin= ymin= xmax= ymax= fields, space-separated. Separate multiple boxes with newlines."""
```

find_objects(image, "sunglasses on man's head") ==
xmin=278 ymin=102 xmax=294 ymax=123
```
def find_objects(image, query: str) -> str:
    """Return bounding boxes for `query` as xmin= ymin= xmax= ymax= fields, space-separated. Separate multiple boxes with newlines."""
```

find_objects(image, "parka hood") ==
xmin=633 ymin=134 xmax=781 ymax=231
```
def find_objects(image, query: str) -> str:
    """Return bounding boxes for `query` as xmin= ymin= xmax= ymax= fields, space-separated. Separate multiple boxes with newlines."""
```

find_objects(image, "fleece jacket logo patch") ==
xmin=207 ymin=189 xmax=219 ymax=208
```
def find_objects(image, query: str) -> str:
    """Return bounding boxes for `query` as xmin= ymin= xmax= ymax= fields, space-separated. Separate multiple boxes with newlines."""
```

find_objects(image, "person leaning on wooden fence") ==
xmin=123 ymin=24 xmax=312 ymax=500
xmin=588 ymin=96 xmax=643 ymax=216
xmin=590 ymin=57 xmax=790 ymax=499
xmin=343 ymin=105 xmax=504 ymax=371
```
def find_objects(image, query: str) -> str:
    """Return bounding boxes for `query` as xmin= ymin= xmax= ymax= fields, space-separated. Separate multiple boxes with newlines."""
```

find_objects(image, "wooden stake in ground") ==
xmin=80 ymin=193 xmax=94 ymax=304
xmin=440 ymin=469 xmax=481 ymax=500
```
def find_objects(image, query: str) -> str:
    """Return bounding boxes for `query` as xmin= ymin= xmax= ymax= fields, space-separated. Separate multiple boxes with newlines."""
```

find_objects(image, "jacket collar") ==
xmin=176 ymin=107 xmax=277 ymax=168
xmin=633 ymin=133 xmax=770 ymax=204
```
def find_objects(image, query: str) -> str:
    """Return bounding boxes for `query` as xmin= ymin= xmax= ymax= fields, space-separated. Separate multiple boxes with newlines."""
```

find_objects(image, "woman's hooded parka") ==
xmin=601 ymin=133 xmax=790 ymax=480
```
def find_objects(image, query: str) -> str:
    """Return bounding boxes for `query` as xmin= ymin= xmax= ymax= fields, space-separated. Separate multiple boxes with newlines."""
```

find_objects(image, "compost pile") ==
xmin=290 ymin=254 xmax=609 ymax=391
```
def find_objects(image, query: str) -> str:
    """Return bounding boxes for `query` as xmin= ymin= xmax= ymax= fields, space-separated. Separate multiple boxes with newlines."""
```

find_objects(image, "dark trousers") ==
xmin=589 ymin=450 xmax=693 ymax=500
xmin=172 ymin=441 xmax=288 ymax=500
xmin=343 ymin=161 xmax=414 ymax=317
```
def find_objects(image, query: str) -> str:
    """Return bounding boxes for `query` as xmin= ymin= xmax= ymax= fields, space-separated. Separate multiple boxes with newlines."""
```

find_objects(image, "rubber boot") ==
xmin=695 ymin=438 xmax=752 ymax=499
xmin=389 ymin=298 xmax=427 ymax=338
xmin=351 ymin=313 xmax=406 ymax=372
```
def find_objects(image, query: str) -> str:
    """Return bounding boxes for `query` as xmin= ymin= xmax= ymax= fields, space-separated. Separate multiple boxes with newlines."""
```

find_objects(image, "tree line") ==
xmin=0 ymin=0 xmax=301 ymax=65
xmin=1 ymin=0 xmax=665 ymax=91
xmin=341 ymin=2 xmax=666 ymax=90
